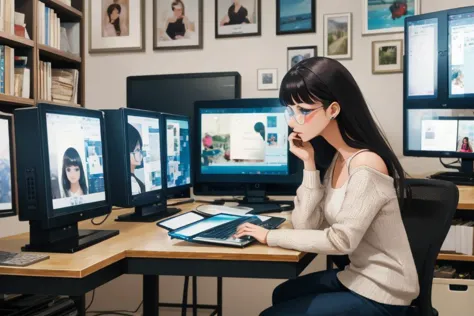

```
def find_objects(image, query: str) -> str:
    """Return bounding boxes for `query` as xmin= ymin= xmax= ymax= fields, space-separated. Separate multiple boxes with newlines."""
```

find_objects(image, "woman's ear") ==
xmin=327 ymin=102 xmax=341 ymax=120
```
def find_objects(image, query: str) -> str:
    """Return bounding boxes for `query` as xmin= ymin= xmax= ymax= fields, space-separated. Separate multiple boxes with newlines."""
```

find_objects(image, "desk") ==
xmin=0 ymin=203 xmax=315 ymax=316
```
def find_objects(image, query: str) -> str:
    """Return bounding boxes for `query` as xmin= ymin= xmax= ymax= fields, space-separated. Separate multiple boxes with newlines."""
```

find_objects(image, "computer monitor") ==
xmin=194 ymin=98 xmax=295 ymax=211
xmin=0 ymin=113 xmax=15 ymax=218
xmin=14 ymin=103 xmax=118 ymax=253
xmin=404 ymin=108 xmax=474 ymax=183
xmin=163 ymin=113 xmax=192 ymax=198
xmin=103 ymin=108 xmax=180 ymax=222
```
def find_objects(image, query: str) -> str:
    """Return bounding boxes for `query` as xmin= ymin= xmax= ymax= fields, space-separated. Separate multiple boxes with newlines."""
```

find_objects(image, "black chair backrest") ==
xmin=401 ymin=178 xmax=459 ymax=316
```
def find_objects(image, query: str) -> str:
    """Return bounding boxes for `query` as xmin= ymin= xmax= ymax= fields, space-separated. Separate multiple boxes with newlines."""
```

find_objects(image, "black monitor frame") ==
xmin=162 ymin=113 xmax=192 ymax=198
xmin=0 ymin=113 xmax=16 ymax=218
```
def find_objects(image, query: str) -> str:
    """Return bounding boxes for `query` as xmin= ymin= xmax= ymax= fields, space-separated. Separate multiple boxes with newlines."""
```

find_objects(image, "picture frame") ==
xmin=153 ymin=0 xmax=203 ymax=50
xmin=276 ymin=0 xmax=316 ymax=35
xmin=257 ymin=69 xmax=278 ymax=90
xmin=287 ymin=46 xmax=317 ymax=71
xmin=89 ymin=0 xmax=145 ymax=53
xmin=372 ymin=40 xmax=404 ymax=74
xmin=323 ymin=12 xmax=352 ymax=59
xmin=215 ymin=0 xmax=261 ymax=38
xmin=362 ymin=0 xmax=420 ymax=35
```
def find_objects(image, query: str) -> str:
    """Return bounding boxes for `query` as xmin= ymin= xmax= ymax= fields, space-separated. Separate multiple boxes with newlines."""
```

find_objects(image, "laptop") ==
xmin=166 ymin=213 xmax=286 ymax=247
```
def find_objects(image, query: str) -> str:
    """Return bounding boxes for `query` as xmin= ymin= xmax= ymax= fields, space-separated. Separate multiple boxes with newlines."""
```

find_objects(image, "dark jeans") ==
xmin=260 ymin=269 xmax=410 ymax=316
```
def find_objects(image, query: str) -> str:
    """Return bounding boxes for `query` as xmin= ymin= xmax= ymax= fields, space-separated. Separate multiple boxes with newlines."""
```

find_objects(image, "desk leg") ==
xmin=144 ymin=275 xmax=159 ymax=316
xmin=72 ymin=295 xmax=86 ymax=316
xmin=217 ymin=277 xmax=223 ymax=316
xmin=326 ymin=256 xmax=334 ymax=270
xmin=192 ymin=276 xmax=197 ymax=316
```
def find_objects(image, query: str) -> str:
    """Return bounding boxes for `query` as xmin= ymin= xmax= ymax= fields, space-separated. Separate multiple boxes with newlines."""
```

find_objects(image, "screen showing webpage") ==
xmin=0 ymin=118 xmax=12 ymax=211
xmin=199 ymin=107 xmax=289 ymax=175
xmin=407 ymin=18 xmax=438 ymax=98
xmin=407 ymin=109 xmax=474 ymax=154
xmin=166 ymin=118 xmax=191 ymax=189
xmin=449 ymin=12 xmax=474 ymax=98
xmin=46 ymin=113 xmax=106 ymax=210
xmin=127 ymin=115 xmax=162 ymax=196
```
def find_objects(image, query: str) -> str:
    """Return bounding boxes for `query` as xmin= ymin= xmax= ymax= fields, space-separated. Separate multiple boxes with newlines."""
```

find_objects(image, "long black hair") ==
xmin=107 ymin=4 xmax=121 ymax=36
xmin=62 ymin=147 xmax=88 ymax=197
xmin=128 ymin=123 xmax=143 ymax=170
xmin=280 ymin=57 xmax=406 ymax=200
xmin=463 ymin=137 xmax=472 ymax=151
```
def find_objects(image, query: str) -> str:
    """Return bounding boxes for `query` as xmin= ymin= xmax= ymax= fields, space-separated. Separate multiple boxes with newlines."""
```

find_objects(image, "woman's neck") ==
xmin=70 ymin=182 xmax=80 ymax=193
xmin=131 ymin=165 xmax=136 ymax=173
xmin=321 ymin=121 xmax=359 ymax=161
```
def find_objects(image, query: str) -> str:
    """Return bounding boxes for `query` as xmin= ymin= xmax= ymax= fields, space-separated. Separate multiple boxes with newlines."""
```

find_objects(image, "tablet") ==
xmin=156 ymin=211 xmax=207 ymax=231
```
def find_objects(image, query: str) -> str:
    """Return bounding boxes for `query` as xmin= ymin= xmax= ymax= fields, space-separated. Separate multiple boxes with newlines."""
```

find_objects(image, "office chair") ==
xmin=328 ymin=178 xmax=458 ymax=316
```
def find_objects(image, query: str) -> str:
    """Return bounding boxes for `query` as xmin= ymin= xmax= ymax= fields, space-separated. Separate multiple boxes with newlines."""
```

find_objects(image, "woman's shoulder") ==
xmin=349 ymin=151 xmax=389 ymax=176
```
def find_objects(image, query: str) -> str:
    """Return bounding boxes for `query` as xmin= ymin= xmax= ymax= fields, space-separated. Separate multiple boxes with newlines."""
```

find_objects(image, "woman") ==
xmin=220 ymin=0 xmax=250 ymax=26
xmin=103 ymin=3 xmax=128 ymax=37
xmin=165 ymin=0 xmax=190 ymax=40
xmin=62 ymin=148 xmax=88 ymax=198
xmin=459 ymin=137 xmax=472 ymax=153
xmin=128 ymin=124 xmax=145 ymax=195
xmin=234 ymin=57 xmax=419 ymax=315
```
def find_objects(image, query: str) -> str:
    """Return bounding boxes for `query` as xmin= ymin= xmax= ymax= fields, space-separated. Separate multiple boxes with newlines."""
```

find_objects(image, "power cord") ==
xmin=91 ymin=214 xmax=110 ymax=226
xmin=85 ymin=290 xmax=95 ymax=311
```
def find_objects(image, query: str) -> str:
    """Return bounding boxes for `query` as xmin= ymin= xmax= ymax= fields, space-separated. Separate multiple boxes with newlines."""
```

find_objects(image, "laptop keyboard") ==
xmin=0 ymin=251 xmax=50 ymax=267
xmin=199 ymin=216 xmax=284 ymax=240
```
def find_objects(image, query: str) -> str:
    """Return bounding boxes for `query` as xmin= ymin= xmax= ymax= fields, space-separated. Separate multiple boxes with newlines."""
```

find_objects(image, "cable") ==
xmin=87 ymin=300 xmax=143 ymax=315
xmin=85 ymin=290 xmax=95 ymax=311
xmin=91 ymin=214 xmax=110 ymax=226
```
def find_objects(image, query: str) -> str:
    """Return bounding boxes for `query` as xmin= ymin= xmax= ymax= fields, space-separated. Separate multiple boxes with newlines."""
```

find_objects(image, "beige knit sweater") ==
xmin=267 ymin=160 xmax=420 ymax=306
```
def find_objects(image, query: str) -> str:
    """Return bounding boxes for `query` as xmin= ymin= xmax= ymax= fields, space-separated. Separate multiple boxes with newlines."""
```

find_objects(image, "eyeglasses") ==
xmin=284 ymin=105 xmax=324 ymax=125
xmin=131 ymin=149 xmax=144 ymax=161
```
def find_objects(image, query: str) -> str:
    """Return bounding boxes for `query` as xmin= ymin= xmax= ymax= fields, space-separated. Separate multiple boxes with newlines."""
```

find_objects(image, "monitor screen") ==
xmin=199 ymin=107 xmax=289 ymax=175
xmin=449 ymin=12 xmax=474 ymax=98
xmin=127 ymin=115 xmax=162 ymax=196
xmin=406 ymin=109 xmax=474 ymax=153
xmin=46 ymin=113 xmax=106 ymax=210
xmin=0 ymin=118 xmax=12 ymax=212
xmin=166 ymin=118 xmax=191 ymax=189
xmin=407 ymin=18 xmax=439 ymax=99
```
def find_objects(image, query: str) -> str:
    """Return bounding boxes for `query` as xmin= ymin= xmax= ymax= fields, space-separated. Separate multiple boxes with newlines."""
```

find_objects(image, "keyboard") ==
xmin=0 ymin=251 xmax=50 ymax=267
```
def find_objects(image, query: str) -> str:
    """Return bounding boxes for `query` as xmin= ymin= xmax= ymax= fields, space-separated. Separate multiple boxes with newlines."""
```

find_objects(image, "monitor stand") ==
xmin=22 ymin=222 xmax=119 ymax=253
xmin=115 ymin=202 xmax=180 ymax=222
xmin=430 ymin=158 xmax=474 ymax=185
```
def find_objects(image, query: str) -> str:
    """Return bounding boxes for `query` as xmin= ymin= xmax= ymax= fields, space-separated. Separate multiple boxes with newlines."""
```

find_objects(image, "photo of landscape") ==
xmin=327 ymin=16 xmax=349 ymax=56
xmin=278 ymin=0 xmax=314 ymax=34
xmin=365 ymin=0 xmax=418 ymax=33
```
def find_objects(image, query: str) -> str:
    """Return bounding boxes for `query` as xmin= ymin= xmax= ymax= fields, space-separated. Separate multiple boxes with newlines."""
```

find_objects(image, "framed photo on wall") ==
xmin=362 ymin=0 xmax=420 ymax=35
xmin=372 ymin=40 xmax=404 ymax=74
xmin=287 ymin=46 xmax=317 ymax=71
xmin=323 ymin=13 xmax=352 ymax=59
xmin=154 ymin=0 xmax=203 ymax=50
xmin=215 ymin=0 xmax=261 ymax=38
xmin=89 ymin=0 xmax=145 ymax=53
xmin=257 ymin=69 xmax=278 ymax=90
xmin=276 ymin=0 xmax=316 ymax=35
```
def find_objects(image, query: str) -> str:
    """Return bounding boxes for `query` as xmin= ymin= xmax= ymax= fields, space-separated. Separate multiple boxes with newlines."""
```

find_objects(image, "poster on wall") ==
xmin=89 ymin=0 xmax=145 ymax=53
xmin=154 ymin=0 xmax=203 ymax=50
xmin=324 ymin=13 xmax=352 ymax=59
xmin=372 ymin=39 xmax=404 ymax=74
xmin=287 ymin=46 xmax=317 ymax=71
xmin=276 ymin=0 xmax=316 ymax=35
xmin=215 ymin=0 xmax=261 ymax=38
xmin=362 ymin=0 xmax=420 ymax=35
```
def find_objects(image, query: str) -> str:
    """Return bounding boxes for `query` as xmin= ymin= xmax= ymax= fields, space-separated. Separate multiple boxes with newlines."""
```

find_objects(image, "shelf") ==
xmin=438 ymin=253 xmax=474 ymax=262
xmin=38 ymin=44 xmax=81 ymax=63
xmin=40 ymin=0 xmax=82 ymax=22
xmin=37 ymin=100 xmax=80 ymax=107
xmin=0 ymin=31 xmax=34 ymax=48
xmin=0 ymin=94 xmax=35 ymax=107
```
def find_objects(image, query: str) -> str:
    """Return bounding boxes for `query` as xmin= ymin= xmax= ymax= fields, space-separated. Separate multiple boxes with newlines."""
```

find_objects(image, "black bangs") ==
xmin=279 ymin=64 xmax=334 ymax=107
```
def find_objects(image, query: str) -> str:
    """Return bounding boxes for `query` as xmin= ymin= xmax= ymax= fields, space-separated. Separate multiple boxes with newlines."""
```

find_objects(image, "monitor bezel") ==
xmin=0 ymin=113 xmax=16 ymax=218
xmin=38 ymin=103 xmax=111 ymax=224
xmin=163 ymin=113 xmax=193 ymax=195
xmin=122 ymin=108 xmax=165 ymax=206
xmin=194 ymin=98 xmax=294 ymax=184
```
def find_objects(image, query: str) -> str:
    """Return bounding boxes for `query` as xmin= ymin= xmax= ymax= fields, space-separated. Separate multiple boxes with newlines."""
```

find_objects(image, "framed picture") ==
xmin=257 ymin=69 xmax=278 ymax=90
xmin=215 ymin=0 xmax=261 ymax=38
xmin=362 ymin=0 xmax=420 ymax=35
xmin=324 ymin=13 xmax=352 ymax=59
xmin=276 ymin=0 xmax=316 ymax=35
xmin=372 ymin=40 xmax=404 ymax=74
xmin=287 ymin=46 xmax=317 ymax=71
xmin=154 ymin=0 xmax=203 ymax=50
xmin=89 ymin=0 xmax=145 ymax=53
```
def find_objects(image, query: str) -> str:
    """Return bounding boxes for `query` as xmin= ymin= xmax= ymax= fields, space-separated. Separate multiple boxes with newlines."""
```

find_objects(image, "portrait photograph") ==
xmin=89 ymin=0 xmax=144 ymax=53
xmin=215 ymin=0 xmax=261 ymax=38
xmin=257 ymin=68 xmax=278 ymax=90
xmin=324 ymin=13 xmax=352 ymax=59
xmin=276 ymin=0 xmax=315 ymax=35
xmin=287 ymin=46 xmax=317 ymax=71
xmin=372 ymin=40 xmax=403 ymax=74
xmin=154 ymin=0 xmax=203 ymax=50
xmin=362 ymin=0 xmax=420 ymax=35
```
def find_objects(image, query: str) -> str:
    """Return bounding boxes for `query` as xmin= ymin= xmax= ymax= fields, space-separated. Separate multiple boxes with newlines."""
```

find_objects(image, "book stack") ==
xmin=0 ymin=45 xmax=15 ymax=95
xmin=441 ymin=219 xmax=474 ymax=255
xmin=0 ymin=0 xmax=15 ymax=34
xmin=39 ymin=61 xmax=78 ymax=104
xmin=14 ymin=56 xmax=30 ymax=98
xmin=37 ymin=3 xmax=61 ymax=49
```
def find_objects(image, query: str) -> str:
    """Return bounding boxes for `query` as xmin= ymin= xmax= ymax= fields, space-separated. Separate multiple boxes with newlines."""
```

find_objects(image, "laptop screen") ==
xmin=173 ymin=214 xmax=241 ymax=237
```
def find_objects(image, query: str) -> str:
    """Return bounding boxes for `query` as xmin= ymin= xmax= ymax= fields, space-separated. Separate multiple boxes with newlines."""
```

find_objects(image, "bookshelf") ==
xmin=0 ymin=0 xmax=85 ymax=113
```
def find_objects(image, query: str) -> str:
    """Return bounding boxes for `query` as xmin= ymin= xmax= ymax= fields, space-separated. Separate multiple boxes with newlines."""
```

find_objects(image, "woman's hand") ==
xmin=233 ymin=222 xmax=269 ymax=244
xmin=288 ymin=133 xmax=315 ymax=168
